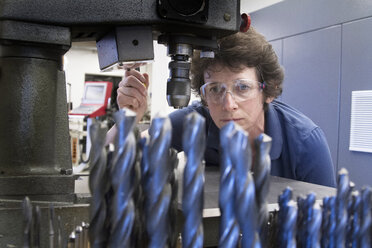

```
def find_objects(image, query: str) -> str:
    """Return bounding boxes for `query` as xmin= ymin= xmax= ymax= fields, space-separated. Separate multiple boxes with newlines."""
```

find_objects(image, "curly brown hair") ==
xmin=191 ymin=27 xmax=284 ymax=108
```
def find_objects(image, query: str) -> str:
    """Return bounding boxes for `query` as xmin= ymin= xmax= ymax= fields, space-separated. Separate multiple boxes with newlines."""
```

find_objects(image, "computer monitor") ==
xmin=82 ymin=82 xmax=108 ymax=104
xmin=69 ymin=81 xmax=113 ymax=117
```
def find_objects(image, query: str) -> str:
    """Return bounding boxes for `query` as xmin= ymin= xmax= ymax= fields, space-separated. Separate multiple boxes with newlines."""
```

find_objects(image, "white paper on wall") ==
xmin=349 ymin=90 xmax=372 ymax=153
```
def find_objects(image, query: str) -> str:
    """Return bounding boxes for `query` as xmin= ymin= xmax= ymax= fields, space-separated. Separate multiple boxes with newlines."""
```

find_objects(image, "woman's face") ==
xmin=203 ymin=65 xmax=271 ymax=132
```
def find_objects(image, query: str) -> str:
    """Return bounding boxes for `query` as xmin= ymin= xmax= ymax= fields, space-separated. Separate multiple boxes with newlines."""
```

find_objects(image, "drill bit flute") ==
xmin=228 ymin=122 xmax=261 ymax=248
xmin=219 ymin=123 xmax=240 ymax=248
xmin=88 ymin=120 xmax=109 ymax=247
xmin=108 ymin=109 xmax=137 ymax=247
xmin=321 ymin=197 xmax=331 ymax=247
xmin=348 ymin=192 xmax=361 ymax=248
xmin=131 ymin=130 xmax=146 ymax=248
xmin=335 ymin=169 xmax=350 ymax=247
xmin=277 ymin=187 xmax=297 ymax=248
xmin=144 ymin=115 xmax=173 ymax=248
xmin=182 ymin=112 xmax=206 ymax=248
xmin=139 ymin=137 xmax=150 ymax=246
xmin=301 ymin=193 xmax=321 ymax=248
xmin=169 ymin=148 xmax=179 ymax=248
xmin=252 ymin=133 xmax=272 ymax=248
xmin=359 ymin=187 xmax=371 ymax=247
xmin=327 ymin=196 xmax=337 ymax=248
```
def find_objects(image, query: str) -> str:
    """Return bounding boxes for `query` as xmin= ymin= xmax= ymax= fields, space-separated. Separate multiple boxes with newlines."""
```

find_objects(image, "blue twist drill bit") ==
xmin=219 ymin=122 xmax=240 ymax=248
xmin=321 ymin=197 xmax=331 ymax=248
xmin=169 ymin=148 xmax=179 ymax=248
xmin=296 ymin=196 xmax=306 ymax=246
xmin=108 ymin=109 xmax=137 ymax=247
xmin=88 ymin=119 xmax=109 ymax=248
xmin=278 ymin=187 xmax=297 ymax=248
xmin=359 ymin=187 xmax=371 ymax=248
xmin=303 ymin=193 xmax=321 ymax=248
xmin=252 ymin=133 xmax=272 ymax=247
xmin=349 ymin=191 xmax=361 ymax=248
xmin=145 ymin=115 xmax=173 ymax=248
xmin=281 ymin=203 xmax=297 ymax=248
xmin=182 ymin=112 xmax=206 ymax=248
xmin=140 ymin=137 xmax=150 ymax=193
xmin=335 ymin=168 xmax=350 ymax=247
xmin=327 ymin=196 xmax=337 ymax=248
xmin=278 ymin=187 xmax=293 ymax=212
xmin=229 ymin=123 xmax=261 ymax=248
xmin=131 ymin=130 xmax=146 ymax=248
xmin=139 ymin=137 xmax=150 ymax=246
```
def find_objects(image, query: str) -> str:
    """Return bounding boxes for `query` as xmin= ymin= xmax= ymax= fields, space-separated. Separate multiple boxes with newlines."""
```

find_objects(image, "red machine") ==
xmin=69 ymin=81 xmax=113 ymax=118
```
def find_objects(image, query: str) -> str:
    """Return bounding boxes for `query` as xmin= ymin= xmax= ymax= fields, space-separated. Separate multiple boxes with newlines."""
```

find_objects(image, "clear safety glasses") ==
xmin=200 ymin=79 xmax=265 ymax=104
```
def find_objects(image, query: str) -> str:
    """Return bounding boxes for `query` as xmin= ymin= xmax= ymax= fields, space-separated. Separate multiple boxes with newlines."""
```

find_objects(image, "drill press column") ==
xmin=0 ymin=20 xmax=74 ymax=200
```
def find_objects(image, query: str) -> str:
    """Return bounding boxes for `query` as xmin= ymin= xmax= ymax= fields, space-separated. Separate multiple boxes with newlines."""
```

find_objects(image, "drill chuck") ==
xmin=167 ymin=58 xmax=191 ymax=108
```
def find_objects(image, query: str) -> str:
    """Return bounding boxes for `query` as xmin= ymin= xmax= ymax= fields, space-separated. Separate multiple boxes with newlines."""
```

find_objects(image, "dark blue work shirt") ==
xmin=169 ymin=100 xmax=336 ymax=187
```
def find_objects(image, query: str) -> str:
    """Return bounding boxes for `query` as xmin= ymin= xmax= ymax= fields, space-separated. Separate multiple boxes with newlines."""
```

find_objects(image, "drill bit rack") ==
xmin=7 ymin=109 xmax=372 ymax=247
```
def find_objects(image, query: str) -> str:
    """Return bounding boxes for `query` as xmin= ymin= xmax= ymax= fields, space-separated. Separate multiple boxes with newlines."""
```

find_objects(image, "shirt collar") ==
xmin=265 ymin=102 xmax=283 ymax=159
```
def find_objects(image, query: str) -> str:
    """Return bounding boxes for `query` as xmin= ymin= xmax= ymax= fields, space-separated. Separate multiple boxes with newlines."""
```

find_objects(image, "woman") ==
xmin=109 ymin=27 xmax=336 ymax=187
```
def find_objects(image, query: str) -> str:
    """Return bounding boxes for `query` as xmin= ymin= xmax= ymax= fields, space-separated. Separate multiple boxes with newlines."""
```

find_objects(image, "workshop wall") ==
xmin=251 ymin=0 xmax=372 ymax=188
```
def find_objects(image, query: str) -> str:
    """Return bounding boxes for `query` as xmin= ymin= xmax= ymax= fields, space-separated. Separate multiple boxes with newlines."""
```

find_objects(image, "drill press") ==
xmin=0 ymin=1 xmax=241 ymax=246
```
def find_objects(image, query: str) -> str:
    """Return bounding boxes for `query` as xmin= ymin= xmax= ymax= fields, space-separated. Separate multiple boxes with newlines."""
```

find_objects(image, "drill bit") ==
xmin=139 ymin=137 xmax=150 ymax=181
xmin=219 ymin=122 xmax=239 ymax=248
xmin=359 ymin=187 xmax=371 ymax=247
xmin=22 ymin=196 xmax=32 ymax=248
xmin=131 ymin=129 xmax=146 ymax=248
xmin=321 ymin=196 xmax=331 ymax=248
xmin=348 ymin=191 xmax=361 ymax=248
xmin=252 ymin=133 xmax=272 ymax=247
xmin=49 ymin=204 xmax=55 ymax=248
xmin=335 ymin=168 xmax=350 ymax=247
xmin=182 ymin=112 xmax=206 ymax=248
xmin=108 ymin=109 xmax=137 ymax=247
xmin=169 ymin=148 xmax=179 ymax=248
xmin=279 ymin=203 xmax=297 ymax=248
xmin=277 ymin=187 xmax=296 ymax=248
xmin=139 ymin=137 xmax=150 ymax=246
xmin=33 ymin=205 xmax=41 ymax=248
xmin=278 ymin=187 xmax=293 ymax=212
xmin=145 ymin=115 xmax=173 ymax=248
xmin=229 ymin=123 xmax=261 ymax=248
xmin=88 ymin=119 xmax=109 ymax=247
xmin=327 ymin=196 xmax=337 ymax=248
xmin=302 ymin=193 xmax=321 ymax=248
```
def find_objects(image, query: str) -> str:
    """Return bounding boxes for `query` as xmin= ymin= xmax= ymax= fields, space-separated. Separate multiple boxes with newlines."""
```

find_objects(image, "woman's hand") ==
xmin=116 ymin=67 xmax=149 ymax=122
